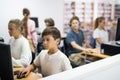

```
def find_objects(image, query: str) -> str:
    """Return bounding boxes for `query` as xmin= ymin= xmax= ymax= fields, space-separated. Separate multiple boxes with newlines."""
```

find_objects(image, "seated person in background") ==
xmin=93 ymin=17 xmax=109 ymax=48
xmin=44 ymin=18 xmax=55 ymax=27
xmin=37 ymin=18 xmax=55 ymax=53
xmin=108 ymin=20 xmax=117 ymax=41
xmin=66 ymin=16 xmax=92 ymax=67
xmin=20 ymin=27 xmax=72 ymax=77
xmin=8 ymin=19 xmax=32 ymax=67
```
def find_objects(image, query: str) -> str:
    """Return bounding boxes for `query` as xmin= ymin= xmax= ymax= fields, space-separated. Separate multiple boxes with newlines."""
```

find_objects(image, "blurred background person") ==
xmin=93 ymin=17 xmax=109 ymax=48
xmin=22 ymin=8 xmax=38 ymax=64
xmin=44 ymin=18 xmax=55 ymax=27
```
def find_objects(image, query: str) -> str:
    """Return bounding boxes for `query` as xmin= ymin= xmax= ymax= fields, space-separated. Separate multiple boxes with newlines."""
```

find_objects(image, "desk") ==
xmin=81 ymin=48 xmax=110 ymax=59
xmin=14 ymin=68 xmax=42 ymax=80
xmin=101 ymin=42 xmax=120 ymax=56
xmin=76 ymin=48 xmax=110 ymax=63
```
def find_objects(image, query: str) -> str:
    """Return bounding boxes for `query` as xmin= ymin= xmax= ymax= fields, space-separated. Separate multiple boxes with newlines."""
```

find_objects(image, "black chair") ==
xmin=0 ymin=37 xmax=4 ymax=42
xmin=90 ymin=37 xmax=96 ymax=48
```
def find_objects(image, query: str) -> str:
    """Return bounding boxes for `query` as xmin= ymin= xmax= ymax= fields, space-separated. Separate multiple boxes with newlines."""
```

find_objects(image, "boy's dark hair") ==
xmin=42 ymin=27 xmax=61 ymax=40
xmin=69 ymin=16 xmax=80 ymax=27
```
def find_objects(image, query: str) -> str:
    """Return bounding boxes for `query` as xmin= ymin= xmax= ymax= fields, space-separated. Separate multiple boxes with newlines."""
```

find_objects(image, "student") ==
xmin=65 ymin=16 xmax=93 ymax=67
xmin=66 ymin=16 xmax=92 ymax=56
xmin=22 ymin=8 xmax=38 ymax=63
xmin=108 ymin=20 xmax=117 ymax=41
xmin=20 ymin=27 xmax=72 ymax=77
xmin=44 ymin=18 xmax=55 ymax=27
xmin=93 ymin=17 xmax=109 ymax=48
xmin=8 ymin=19 xmax=32 ymax=67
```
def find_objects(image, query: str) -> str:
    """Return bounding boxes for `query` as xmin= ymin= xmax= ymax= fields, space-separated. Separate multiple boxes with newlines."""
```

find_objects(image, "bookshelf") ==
xmin=114 ymin=4 xmax=120 ymax=20
xmin=97 ymin=3 xmax=112 ymax=21
xmin=64 ymin=1 xmax=94 ymax=33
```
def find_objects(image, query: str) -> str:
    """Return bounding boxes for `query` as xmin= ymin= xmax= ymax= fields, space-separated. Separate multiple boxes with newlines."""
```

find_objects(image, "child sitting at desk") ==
xmin=20 ymin=27 xmax=72 ymax=77
xmin=8 ymin=19 xmax=32 ymax=67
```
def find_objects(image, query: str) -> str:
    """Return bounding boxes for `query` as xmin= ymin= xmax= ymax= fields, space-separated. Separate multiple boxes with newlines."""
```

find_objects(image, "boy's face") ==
xmin=42 ymin=35 xmax=59 ymax=50
xmin=71 ymin=19 xmax=79 ymax=30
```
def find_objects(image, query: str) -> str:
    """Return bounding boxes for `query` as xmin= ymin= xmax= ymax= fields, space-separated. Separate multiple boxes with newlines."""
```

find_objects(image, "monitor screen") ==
xmin=115 ymin=18 xmax=120 ymax=41
xmin=0 ymin=42 xmax=14 ymax=80
xmin=30 ymin=17 xmax=39 ymax=28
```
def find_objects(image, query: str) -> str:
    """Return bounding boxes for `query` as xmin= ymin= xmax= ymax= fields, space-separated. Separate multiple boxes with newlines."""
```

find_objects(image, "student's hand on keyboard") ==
xmin=18 ymin=67 xmax=31 ymax=79
xmin=17 ymin=71 xmax=26 ymax=79
xmin=14 ymin=70 xmax=26 ymax=79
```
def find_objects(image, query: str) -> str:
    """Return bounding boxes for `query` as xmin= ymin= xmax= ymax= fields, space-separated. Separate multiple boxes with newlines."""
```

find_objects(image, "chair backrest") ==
xmin=90 ymin=37 xmax=96 ymax=48
xmin=0 ymin=37 xmax=4 ymax=42
xmin=63 ymin=38 xmax=70 ymax=57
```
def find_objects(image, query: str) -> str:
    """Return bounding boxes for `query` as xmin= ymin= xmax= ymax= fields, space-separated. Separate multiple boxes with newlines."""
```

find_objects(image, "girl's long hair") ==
xmin=22 ymin=8 xmax=30 ymax=38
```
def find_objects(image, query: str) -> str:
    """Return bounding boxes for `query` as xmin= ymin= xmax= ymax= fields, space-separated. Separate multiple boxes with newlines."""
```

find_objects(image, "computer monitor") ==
xmin=115 ymin=18 xmax=120 ymax=41
xmin=0 ymin=42 xmax=14 ymax=80
xmin=30 ymin=17 xmax=39 ymax=28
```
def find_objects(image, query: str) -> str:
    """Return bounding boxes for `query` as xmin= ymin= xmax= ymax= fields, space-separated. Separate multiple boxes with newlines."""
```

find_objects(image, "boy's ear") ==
xmin=56 ymin=38 xmax=60 ymax=45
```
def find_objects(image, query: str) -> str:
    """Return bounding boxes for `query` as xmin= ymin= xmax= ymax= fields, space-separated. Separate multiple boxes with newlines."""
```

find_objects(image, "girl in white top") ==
xmin=93 ymin=17 xmax=109 ymax=48
xmin=8 ymin=19 xmax=32 ymax=67
xmin=20 ymin=27 xmax=72 ymax=77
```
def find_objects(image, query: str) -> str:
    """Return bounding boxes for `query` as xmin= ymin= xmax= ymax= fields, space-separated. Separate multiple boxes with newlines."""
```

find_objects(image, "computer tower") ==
xmin=101 ymin=42 xmax=120 ymax=56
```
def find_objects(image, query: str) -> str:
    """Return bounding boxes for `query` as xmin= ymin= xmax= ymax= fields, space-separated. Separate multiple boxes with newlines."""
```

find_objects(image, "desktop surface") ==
xmin=14 ymin=68 xmax=41 ymax=80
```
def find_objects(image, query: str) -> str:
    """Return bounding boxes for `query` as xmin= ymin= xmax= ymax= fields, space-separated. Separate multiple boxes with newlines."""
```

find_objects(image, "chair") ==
xmin=90 ymin=37 xmax=96 ymax=48
xmin=0 ymin=37 xmax=4 ymax=42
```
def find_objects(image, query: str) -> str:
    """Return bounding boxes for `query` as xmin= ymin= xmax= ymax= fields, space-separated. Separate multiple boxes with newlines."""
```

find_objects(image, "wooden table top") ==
xmin=14 ymin=68 xmax=42 ymax=80
xmin=81 ymin=48 xmax=110 ymax=58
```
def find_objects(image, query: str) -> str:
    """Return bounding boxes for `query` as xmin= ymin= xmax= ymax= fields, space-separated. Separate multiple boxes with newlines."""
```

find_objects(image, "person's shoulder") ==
xmin=78 ymin=29 xmax=84 ymax=33
xmin=67 ymin=30 xmax=73 ymax=35
xmin=19 ymin=36 xmax=29 ymax=44
xmin=94 ymin=28 xmax=100 ymax=31
xmin=39 ymin=50 xmax=48 ymax=55
xmin=21 ymin=36 xmax=28 ymax=41
xmin=79 ymin=28 xmax=83 ymax=31
xmin=94 ymin=28 xmax=100 ymax=33
xmin=37 ymin=50 xmax=48 ymax=58
xmin=29 ymin=19 xmax=35 ymax=24
xmin=9 ymin=37 xmax=14 ymax=43
xmin=10 ymin=37 xmax=14 ymax=40
xmin=40 ymin=50 xmax=48 ymax=53
xmin=57 ymin=50 xmax=68 ymax=58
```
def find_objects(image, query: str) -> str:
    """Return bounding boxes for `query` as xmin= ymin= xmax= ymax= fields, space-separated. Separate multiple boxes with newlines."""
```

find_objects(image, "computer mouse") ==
xmin=17 ymin=72 xmax=27 ymax=79
xmin=14 ymin=70 xmax=20 ymax=75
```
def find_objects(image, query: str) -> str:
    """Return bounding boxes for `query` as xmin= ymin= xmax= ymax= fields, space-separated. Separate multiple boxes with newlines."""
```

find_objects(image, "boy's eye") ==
xmin=43 ymin=38 xmax=51 ymax=42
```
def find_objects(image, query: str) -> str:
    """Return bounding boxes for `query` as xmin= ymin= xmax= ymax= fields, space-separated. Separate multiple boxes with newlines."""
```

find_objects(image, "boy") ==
xmin=20 ymin=27 xmax=72 ymax=77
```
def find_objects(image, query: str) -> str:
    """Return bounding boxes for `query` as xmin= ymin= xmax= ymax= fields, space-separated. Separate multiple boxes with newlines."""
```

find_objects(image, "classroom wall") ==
xmin=0 ymin=0 xmax=63 ymax=42
xmin=0 ymin=0 xmax=120 ymax=43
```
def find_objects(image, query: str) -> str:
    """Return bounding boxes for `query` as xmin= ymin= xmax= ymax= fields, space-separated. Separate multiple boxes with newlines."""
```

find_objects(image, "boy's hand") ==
xmin=19 ymin=67 xmax=31 ymax=77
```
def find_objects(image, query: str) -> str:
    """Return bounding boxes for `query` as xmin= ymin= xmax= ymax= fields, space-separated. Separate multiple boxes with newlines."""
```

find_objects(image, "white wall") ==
xmin=0 ymin=0 xmax=63 ymax=42
xmin=0 ymin=0 xmax=120 ymax=43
